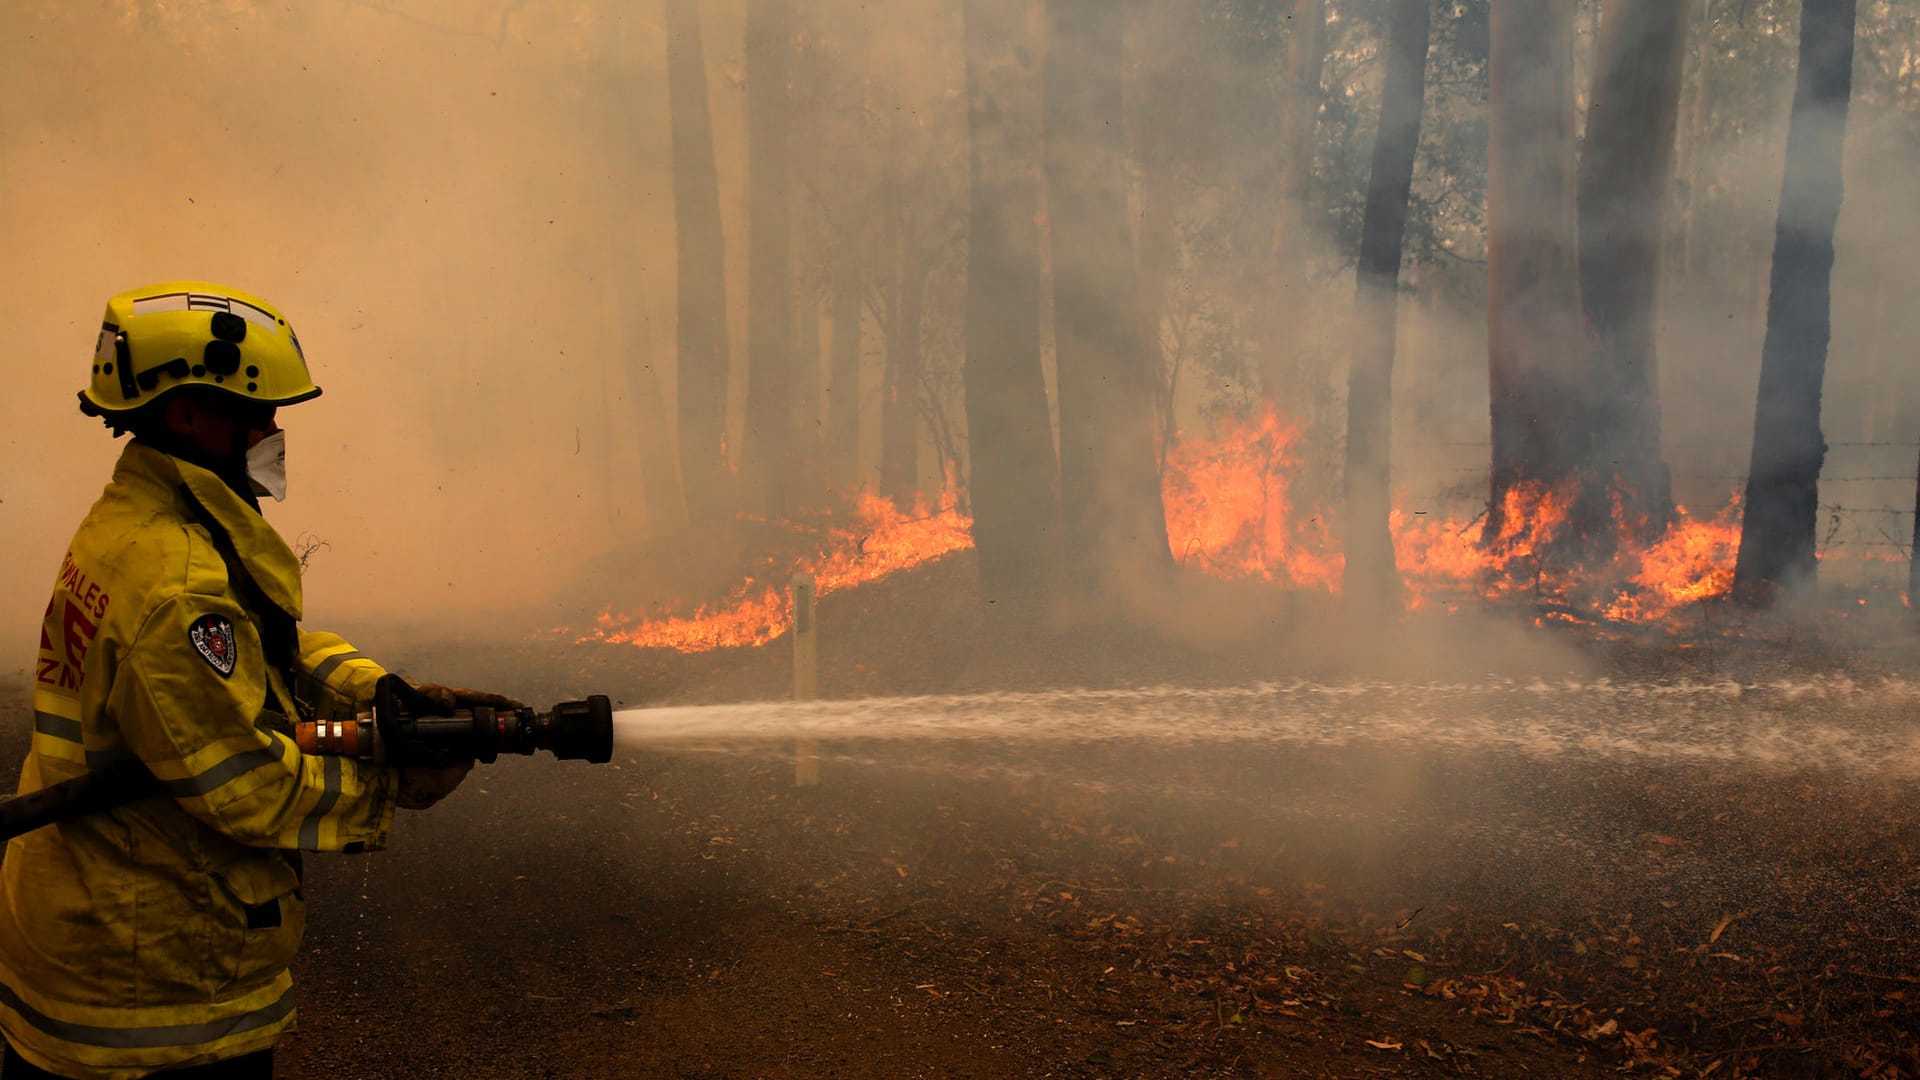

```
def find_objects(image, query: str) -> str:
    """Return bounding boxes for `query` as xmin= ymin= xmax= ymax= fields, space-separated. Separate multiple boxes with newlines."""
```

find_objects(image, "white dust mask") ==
xmin=246 ymin=430 xmax=288 ymax=502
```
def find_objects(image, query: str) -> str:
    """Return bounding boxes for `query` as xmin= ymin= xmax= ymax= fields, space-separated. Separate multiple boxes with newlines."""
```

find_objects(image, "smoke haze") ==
xmin=1 ymin=1 xmax=1915 ymax=668
xmin=0 ymin=3 xmax=692 ymax=658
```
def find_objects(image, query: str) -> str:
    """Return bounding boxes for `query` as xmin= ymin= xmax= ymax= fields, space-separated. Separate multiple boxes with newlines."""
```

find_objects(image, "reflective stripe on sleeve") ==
xmin=37 ymin=713 xmax=136 ymax=774
xmin=297 ymin=755 xmax=343 ymax=851
xmin=32 ymin=712 xmax=82 ymax=743
xmin=155 ymin=740 xmax=291 ymax=799
xmin=308 ymin=650 xmax=367 ymax=684
xmin=0 ymin=977 xmax=294 ymax=1049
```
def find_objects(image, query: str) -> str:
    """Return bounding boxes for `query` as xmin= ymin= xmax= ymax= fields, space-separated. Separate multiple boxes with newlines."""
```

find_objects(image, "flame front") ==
xmin=584 ymin=406 xmax=1777 ymax=651
xmin=585 ymin=489 xmax=973 ymax=652
xmin=1161 ymin=408 xmax=1343 ymax=590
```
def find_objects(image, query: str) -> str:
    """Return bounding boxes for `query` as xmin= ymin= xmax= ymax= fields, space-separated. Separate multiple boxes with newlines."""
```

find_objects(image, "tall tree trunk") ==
xmin=742 ymin=0 xmax=796 ymax=515
xmin=964 ymin=0 xmax=1058 ymax=609
xmin=789 ymin=11 xmax=825 ymax=500
xmin=821 ymin=12 xmax=874 ymax=494
xmin=1486 ymin=0 xmax=1584 ymax=540
xmin=1343 ymin=0 xmax=1431 ymax=613
xmin=880 ymin=245 xmax=927 ymax=506
xmin=1046 ymin=0 xmax=1172 ymax=595
xmin=1261 ymin=0 xmax=1328 ymax=414
xmin=665 ymin=0 xmax=732 ymax=525
xmin=1575 ymin=0 xmax=1690 ymax=541
xmin=1128 ymin=0 xmax=1182 ymax=452
xmin=793 ymin=296 xmax=823 ymax=494
xmin=1276 ymin=0 xmax=1327 ymax=257
xmin=627 ymin=320 xmax=690 ymax=533
xmin=1732 ymin=0 xmax=1857 ymax=602
xmin=826 ymin=269 xmax=863 ymax=489
xmin=1679 ymin=0 xmax=1715 ymax=279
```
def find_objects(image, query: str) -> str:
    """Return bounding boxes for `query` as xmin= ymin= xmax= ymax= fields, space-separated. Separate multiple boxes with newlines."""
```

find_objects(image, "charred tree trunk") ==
xmin=1575 ymin=0 xmax=1690 ymax=541
xmin=963 ymin=0 xmax=1059 ymax=608
xmin=1732 ymin=0 xmax=1857 ymax=602
xmin=789 ymin=17 xmax=826 ymax=499
xmin=1276 ymin=0 xmax=1327 ymax=257
xmin=628 ymin=326 xmax=689 ymax=533
xmin=880 ymin=245 xmax=927 ymax=507
xmin=665 ymin=0 xmax=732 ymax=524
xmin=1486 ymin=0 xmax=1585 ymax=540
xmin=825 ymin=269 xmax=863 ymax=489
xmin=1128 ymin=0 xmax=1182 ymax=454
xmin=793 ymin=295 xmax=823 ymax=492
xmin=1679 ymin=0 xmax=1715 ymax=279
xmin=1261 ymin=0 xmax=1328 ymax=413
xmin=742 ymin=0 xmax=797 ymax=515
xmin=1343 ymin=0 xmax=1431 ymax=613
xmin=1046 ymin=0 xmax=1172 ymax=595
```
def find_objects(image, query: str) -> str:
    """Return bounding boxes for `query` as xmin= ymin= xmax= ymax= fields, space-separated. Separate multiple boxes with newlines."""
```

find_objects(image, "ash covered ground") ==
xmin=4 ymin=555 xmax=1920 ymax=1078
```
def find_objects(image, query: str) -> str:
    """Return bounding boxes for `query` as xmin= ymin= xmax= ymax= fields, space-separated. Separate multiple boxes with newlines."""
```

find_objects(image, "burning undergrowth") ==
xmin=583 ymin=489 xmax=973 ymax=652
xmin=576 ymin=405 xmax=1889 ymax=655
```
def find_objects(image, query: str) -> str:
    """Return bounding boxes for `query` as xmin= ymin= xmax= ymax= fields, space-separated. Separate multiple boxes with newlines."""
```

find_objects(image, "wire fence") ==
xmin=1391 ymin=440 xmax=1920 ymax=569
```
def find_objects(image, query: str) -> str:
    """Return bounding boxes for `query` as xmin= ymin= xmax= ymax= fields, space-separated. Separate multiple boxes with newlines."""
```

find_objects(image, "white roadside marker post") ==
xmin=793 ymin=574 xmax=819 ymax=786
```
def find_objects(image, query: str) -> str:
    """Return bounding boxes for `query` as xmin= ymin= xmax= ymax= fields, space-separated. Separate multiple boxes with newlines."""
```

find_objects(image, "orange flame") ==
xmin=1161 ymin=408 xmax=1342 ymax=590
xmin=581 ymin=405 xmax=1781 ymax=651
xmin=584 ymin=489 xmax=973 ymax=652
xmin=1157 ymin=405 xmax=1749 ymax=625
xmin=1599 ymin=498 xmax=1743 ymax=622
xmin=1395 ymin=480 xmax=1580 ymax=607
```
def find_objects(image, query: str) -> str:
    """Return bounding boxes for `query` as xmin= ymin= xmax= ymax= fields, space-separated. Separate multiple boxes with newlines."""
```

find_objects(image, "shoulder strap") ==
xmin=177 ymin=484 xmax=304 ymax=722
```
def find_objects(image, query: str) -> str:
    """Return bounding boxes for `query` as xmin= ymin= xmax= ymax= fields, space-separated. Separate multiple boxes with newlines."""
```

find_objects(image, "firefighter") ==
xmin=0 ymin=283 xmax=510 ymax=1079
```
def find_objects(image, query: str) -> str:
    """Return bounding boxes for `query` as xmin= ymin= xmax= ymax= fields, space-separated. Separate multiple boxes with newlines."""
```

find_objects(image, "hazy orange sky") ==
xmin=0 ymin=2 xmax=716 ymax=661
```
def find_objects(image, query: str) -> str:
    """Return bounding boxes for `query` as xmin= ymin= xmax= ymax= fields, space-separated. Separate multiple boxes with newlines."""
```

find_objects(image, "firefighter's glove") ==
xmin=396 ymin=761 xmax=472 ymax=811
xmin=378 ymin=674 xmax=453 ymax=718
xmin=407 ymin=681 xmax=528 ymax=713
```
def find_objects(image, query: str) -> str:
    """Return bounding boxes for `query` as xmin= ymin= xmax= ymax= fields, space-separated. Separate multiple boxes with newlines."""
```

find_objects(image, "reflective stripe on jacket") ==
xmin=0 ymin=441 xmax=399 ymax=1077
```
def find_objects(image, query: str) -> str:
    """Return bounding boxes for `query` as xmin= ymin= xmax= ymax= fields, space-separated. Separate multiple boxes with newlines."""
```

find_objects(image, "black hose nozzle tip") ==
xmin=546 ymin=695 xmax=614 ymax=764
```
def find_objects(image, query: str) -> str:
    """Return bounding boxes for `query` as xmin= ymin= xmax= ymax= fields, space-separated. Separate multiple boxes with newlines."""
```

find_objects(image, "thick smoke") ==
xmin=0 ymin=1 xmax=1914 ymax=667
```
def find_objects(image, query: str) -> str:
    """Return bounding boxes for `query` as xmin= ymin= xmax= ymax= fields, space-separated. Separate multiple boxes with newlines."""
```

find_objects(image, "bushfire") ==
xmin=584 ymin=406 xmax=1749 ymax=652
xmin=588 ymin=490 xmax=973 ymax=652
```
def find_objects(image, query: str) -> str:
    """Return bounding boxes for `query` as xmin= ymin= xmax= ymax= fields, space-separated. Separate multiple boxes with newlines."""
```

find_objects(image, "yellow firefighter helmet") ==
xmin=79 ymin=281 xmax=321 ymax=417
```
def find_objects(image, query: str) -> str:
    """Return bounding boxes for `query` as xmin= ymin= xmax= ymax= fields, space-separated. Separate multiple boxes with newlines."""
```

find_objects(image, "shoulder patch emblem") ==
xmin=188 ymin=613 xmax=238 ymax=678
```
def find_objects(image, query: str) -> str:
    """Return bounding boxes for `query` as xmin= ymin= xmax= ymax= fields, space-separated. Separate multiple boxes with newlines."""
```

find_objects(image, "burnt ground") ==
xmin=4 ymin=553 xmax=1920 ymax=1078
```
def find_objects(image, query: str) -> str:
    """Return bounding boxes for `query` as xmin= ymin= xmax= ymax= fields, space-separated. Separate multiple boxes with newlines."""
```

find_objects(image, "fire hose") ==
xmin=0 ymin=681 xmax=614 ymax=844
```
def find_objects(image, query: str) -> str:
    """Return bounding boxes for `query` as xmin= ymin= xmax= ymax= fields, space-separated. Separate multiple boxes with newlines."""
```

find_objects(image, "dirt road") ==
xmin=2 ymin=612 xmax=1916 ymax=1077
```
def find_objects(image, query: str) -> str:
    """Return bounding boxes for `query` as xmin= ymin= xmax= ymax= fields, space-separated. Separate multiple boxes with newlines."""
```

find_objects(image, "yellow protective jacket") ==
xmin=0 ymin=441 xmax=399 ymax=1078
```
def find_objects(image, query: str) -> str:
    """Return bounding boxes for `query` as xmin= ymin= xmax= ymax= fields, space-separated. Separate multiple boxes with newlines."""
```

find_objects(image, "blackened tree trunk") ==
xmin=1733 ymin=0 xmax=1857 ymax=602
xmin=963 ymin=0 xmax=1059 ymax=609
xmin=879 ymin=244 xmax=927 ymax=506
xmin=665 ymin=0 xmax=732 ymax=524
xmin=1575 ymin=0 xmax=1690 ymax=541
xmin=825 ymin=269 xmax=863 ymax=488
xmin=1260 ymin=0 xmax=1328 ymax=411
xmin=1486 ymin=0 xmax=1584 ymax=539
xmin=627 ymin=322 xmax=689 ymax=533
xmin=1277 ymin=0 xmax=1326 ymax=237
xmin=789 ymin=13 xmax=826 ymax=500
xmin=1679 ymin=0 xmax=1715 ymax=278
xmin=1046 ymin=0 xmax=1172 ymax=595
xmin=742 ymin=0 xmax=797 ymax=515
xmin=1128 ymin=0 xmax=1183 ymax=453
xmin=1343 ymin=0 xmax=1431 ymax=613
xmin=793 ymin=294 xmax=823 ymax=493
